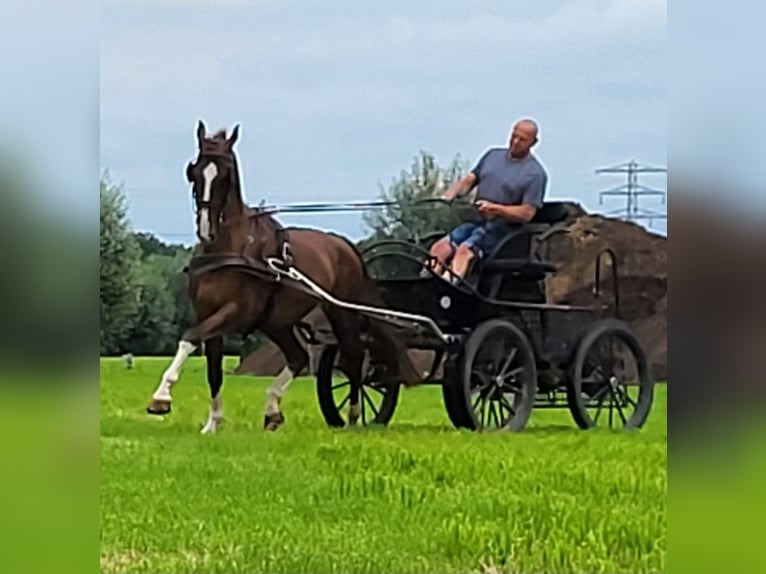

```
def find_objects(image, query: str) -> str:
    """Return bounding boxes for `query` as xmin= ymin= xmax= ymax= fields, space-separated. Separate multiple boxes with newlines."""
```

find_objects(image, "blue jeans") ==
xmin=447 ymin=221 xmax=507 ymax=257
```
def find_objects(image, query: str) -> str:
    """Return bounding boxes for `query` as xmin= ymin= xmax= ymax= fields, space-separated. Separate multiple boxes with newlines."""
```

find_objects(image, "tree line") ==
xmin=99 ymin=151 xmax=469 ymax=356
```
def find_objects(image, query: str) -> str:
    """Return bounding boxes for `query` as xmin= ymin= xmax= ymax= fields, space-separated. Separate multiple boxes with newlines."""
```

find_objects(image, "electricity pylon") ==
xmin=596 ymin=159 xmax=667 ymax=228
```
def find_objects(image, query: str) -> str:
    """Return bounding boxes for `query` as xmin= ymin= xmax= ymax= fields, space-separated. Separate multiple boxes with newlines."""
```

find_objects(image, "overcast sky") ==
xmin=100 ymin=0 xmax=668 ymax=244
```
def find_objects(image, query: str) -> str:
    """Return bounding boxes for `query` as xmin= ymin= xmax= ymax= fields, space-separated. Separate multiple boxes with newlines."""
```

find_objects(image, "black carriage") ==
xmin=313 ymin=201 xmax=656 ymax=432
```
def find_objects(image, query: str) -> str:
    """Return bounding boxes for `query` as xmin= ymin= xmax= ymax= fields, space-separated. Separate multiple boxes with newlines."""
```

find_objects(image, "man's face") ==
xmin=508 ymin=123 xmax=537 ymax=157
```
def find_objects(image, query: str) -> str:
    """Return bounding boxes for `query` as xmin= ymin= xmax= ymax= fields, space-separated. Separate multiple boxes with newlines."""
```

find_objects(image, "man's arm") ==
xmin=477 ymin=201 xmax=537 ymax=222
xmin=442 ymin=172 xmax=477 ymax=201
xmin=476 ymin=170 xmax=547 ymax=222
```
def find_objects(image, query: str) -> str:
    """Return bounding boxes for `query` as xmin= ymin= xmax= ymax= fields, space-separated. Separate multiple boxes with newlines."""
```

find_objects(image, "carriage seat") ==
xmin=480 ymin=201 xmax=569 ymax=269
xmin=527 ymin=201 xmax=571 ymax=225
xmin=470 ymin=201 xmax=571 ymax=299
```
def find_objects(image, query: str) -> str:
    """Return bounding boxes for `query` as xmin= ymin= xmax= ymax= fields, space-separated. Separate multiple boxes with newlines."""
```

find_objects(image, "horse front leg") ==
xmin=146 ymin=302 xmax=239 ymax=416
xmin=200 ymin=336 xmax=224 ymax=434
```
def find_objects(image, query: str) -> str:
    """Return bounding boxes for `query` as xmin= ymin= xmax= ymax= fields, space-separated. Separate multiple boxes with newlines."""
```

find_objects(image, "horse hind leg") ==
xmin=324 ymin=307 xmax=365 ymax=426
xmin=261 ymin=326 xmax=309 ymax=431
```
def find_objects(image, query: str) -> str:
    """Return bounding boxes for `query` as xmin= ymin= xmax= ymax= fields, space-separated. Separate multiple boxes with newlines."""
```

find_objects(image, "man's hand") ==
xmin=476 ymin=200 xmax=537 ymax=222
xmin=441 ymin=173 xmax=477 ymax=202
xmin=475 ymin=200 xmax=500 ymax=216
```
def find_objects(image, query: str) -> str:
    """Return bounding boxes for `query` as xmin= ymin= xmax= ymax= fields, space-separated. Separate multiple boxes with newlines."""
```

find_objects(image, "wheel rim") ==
xmin=465 ymin=323 xmax=535 ymax=431
xmin=574 ymin=329 xmax=653 ymax=429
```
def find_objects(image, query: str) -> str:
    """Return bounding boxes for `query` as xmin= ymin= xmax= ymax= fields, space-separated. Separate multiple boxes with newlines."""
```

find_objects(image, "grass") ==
xmin=100 ymin=356 xmax=666 ymax=573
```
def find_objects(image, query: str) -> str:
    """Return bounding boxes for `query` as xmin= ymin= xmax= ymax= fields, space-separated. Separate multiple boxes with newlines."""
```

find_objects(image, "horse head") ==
xmin=185 ymin=120 xmax=243 ymax=245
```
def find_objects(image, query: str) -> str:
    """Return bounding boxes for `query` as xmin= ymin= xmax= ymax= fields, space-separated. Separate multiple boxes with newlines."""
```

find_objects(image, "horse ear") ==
xmin=227 ymin=124 xmax=240 ymax=148
xmin=196 ymin=120 xmax=206 ymax=146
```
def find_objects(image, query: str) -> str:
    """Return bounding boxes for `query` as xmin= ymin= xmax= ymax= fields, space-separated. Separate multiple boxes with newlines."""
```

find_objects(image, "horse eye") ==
xmin=185 ymin=162 xmax=194 ymax=182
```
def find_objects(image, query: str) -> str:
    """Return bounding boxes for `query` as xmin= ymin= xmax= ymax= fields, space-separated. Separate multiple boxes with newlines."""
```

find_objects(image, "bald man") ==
xmin=429 ymin=119 xmax=548 ymax=281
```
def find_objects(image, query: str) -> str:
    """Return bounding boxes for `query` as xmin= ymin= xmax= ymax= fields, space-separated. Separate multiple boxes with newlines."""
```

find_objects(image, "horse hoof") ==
xmin=263 ymin=412 xmax=285 ymax=431
xmin=348 ymin=404 xmax=361 ymax=426
xmin=147 ymin=399 xmax=171 ymax=415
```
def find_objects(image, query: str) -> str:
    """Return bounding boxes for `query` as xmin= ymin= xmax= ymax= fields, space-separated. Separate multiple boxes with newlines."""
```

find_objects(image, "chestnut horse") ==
xmin=146 ymin=121 xmax=420 ymax=432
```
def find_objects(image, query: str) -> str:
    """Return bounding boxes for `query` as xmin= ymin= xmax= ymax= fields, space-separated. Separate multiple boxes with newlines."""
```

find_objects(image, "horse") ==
xmin=146 ymin=120 xmax=422 ymax=432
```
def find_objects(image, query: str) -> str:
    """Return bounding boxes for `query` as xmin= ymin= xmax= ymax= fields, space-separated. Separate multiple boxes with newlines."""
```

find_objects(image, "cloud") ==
xmin=101 ymin=0 xmax=667 ymax=241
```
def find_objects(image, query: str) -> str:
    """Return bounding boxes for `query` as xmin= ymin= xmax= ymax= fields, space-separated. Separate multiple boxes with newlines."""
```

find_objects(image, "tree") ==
xmin=361 ymin=150 xmax=469 ymax=242
xmin=100 ymin=174 xmax=141 ymax=355
xmin=127 ymin=254 xmax=181 ymax=355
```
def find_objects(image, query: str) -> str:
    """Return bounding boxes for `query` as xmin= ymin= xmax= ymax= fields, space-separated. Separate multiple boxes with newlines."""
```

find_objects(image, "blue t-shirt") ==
xmin=470 ymin=147 xmax=548 ymax=210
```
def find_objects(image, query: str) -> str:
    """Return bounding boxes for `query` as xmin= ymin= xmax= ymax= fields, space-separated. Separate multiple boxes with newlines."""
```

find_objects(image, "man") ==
xmin=429 ymin=118 xmax=548 ymax=281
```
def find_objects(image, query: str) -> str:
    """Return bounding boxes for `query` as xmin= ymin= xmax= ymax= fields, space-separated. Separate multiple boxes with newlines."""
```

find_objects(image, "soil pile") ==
xmin=540 ymin=206 xmax=667 ymax=379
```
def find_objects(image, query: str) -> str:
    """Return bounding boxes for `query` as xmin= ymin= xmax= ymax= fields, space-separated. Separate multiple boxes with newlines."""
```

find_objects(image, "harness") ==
xmin=253 ymin=222 xmax=294 ymax=331
xmin=184 ymin=218 xmax=297 ymax=334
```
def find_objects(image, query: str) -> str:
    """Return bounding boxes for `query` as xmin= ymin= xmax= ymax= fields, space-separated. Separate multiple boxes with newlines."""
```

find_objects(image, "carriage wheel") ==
xmin=447 ymin=319 xmax=537 ymax=431
xmin=566 ymin=318 xmax=655 ymax=430
xmin=315 ymin=345 xmax=400 ymax=428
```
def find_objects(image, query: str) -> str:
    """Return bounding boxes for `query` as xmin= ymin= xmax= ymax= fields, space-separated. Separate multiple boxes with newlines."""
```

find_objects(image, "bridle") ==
xmin=188 ymin=149 xmax=235 ymax=218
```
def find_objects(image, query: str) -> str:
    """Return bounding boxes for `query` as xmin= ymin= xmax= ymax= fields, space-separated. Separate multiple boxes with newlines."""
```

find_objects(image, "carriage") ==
xmin=152 ymin=122 xmax=655 ymax=435
xmin=312 ymin=201 xmax=656 ymax=432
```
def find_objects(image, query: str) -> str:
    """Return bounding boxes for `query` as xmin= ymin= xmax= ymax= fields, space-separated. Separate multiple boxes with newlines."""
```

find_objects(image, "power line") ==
xmin=596 ymin=159 xmax=667 ymax=229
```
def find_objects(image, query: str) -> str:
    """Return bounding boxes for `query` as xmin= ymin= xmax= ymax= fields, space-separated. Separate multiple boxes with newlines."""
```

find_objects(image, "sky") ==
xmin=1 ymin=0 xmax=98 ymax=223
xmin=100 ymin=0 xmax=668 ymax=244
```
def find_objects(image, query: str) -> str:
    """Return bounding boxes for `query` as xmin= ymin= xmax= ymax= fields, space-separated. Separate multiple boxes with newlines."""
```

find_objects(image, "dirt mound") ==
xmin=236 ymin=203 xmax=667 ymax=381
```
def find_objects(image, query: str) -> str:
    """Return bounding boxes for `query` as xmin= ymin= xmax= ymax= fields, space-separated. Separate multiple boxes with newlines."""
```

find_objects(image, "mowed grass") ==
xmin=100 ymin=357 xmax=666 ymax=574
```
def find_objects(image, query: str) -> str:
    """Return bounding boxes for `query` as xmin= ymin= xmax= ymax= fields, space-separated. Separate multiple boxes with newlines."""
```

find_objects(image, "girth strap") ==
xmin=254 ymin=225 xmax=293 ymax=330
xmin=182 ymin=223 xmax=296 ymax=333
xmin=274 ymin=224 xmax=293 ymax=267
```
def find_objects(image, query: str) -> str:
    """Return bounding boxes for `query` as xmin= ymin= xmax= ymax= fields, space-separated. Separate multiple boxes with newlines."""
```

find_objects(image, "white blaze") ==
xmin=199 ymin=162 xmax=218 ymax=240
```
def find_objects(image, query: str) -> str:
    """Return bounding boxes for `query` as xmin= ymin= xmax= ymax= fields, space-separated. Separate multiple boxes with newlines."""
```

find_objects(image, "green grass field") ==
xmin=100 ymin=357 xmax=666 ymax=574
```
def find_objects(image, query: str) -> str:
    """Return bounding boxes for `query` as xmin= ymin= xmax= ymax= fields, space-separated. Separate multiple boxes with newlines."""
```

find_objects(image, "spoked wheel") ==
xmin=446 ymin=319 xmax=538 ymax=431
xmin=566 ymin=318 xmax=655 ymax=430
xmin=316 ymin=345 xmax=400 ymax=428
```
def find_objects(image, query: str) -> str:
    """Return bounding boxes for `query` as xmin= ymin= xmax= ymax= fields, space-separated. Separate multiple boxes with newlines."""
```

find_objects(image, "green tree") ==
xmin=361 ymin=150 xmax=468 ymax=243
xmin=127 ymin=253 xmax=181 ymax=355
xmin=100 ymin=174 xmax=141 ymax=355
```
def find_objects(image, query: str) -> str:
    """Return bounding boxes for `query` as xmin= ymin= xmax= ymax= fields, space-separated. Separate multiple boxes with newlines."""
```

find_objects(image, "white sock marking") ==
xmin=152 ymin=340 xmax=196 ymax=401
xmin=265 ymin=366 xmax=294 ymax=415
xmin=201 ymin=393 xmax=223 ymax=434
